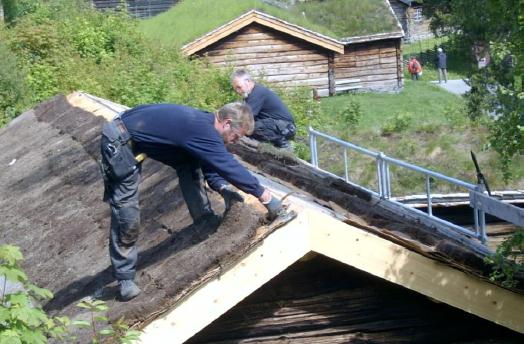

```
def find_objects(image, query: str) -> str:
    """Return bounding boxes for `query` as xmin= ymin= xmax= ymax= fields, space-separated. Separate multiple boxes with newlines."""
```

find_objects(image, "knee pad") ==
xmin=117 ymin=207 xmax=141 ymax=246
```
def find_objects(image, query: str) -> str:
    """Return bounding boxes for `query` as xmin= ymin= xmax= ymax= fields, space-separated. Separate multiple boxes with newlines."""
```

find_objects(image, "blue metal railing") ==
xmin=308 ymin=127 xmax=488 ymax=243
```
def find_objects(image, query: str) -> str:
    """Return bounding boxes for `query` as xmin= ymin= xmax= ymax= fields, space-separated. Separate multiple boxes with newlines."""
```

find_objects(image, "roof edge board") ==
xmin=182 ymin=10 xmax=258 ymax=56
xmin=309 ymin=212 xmax=524 ymax=334
xmin=139 ymin=211 xmax=313 ymax=344
xmin=182 ymin=9 xmax=345 ymax=56
xmin=251 ymin=11 xmax=344 ymax=54
xmin=139 ymin=205 xmax=523 ymax=343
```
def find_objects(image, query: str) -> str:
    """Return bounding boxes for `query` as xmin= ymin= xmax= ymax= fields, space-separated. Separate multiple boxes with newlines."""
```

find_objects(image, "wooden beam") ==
xmin=182 ymin=10 xmax=344 ymax=56
xmin=470 ymin=191 xmax=524 ymax=226
xmin=139 ymin=211 xmax=311 ymax=344
xmin=328 ymin=52 xmax=335 ymax=96
xmin=252 ymin=14 xmax=344 ymax=54
xmin=309 ymin=212 xmax=524 ymax=334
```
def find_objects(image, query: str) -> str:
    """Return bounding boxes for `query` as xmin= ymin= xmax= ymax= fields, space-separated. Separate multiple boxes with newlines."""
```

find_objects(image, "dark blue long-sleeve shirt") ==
xmin=245 ymin=84 xmax=294 ymax=123
xmin=121 ymin=104 xmax=265 ymax=198
xmin=437 ymin=52 xmax=447 ymax=69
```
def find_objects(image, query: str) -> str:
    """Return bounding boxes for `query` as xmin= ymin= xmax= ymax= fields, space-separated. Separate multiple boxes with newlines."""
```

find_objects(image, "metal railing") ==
xmin=308 ymin=127 xmax=488 ymax=243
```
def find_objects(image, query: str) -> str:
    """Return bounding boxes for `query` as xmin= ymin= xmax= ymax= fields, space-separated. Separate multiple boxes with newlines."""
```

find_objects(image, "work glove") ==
xmin=263 ymin=196 xmax=283 ymax=221
xmin=220 ymin=186 xmax=244 ymax=211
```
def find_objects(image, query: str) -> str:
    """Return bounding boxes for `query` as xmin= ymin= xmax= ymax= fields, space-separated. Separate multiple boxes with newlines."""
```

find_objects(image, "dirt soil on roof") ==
xmin=0 ymin=94 xmax=269 ymax=342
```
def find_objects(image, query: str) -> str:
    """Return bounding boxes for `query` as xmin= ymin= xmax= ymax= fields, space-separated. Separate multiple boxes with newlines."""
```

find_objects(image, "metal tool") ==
xmin=470 ymin=151 xmax=491 ymax=196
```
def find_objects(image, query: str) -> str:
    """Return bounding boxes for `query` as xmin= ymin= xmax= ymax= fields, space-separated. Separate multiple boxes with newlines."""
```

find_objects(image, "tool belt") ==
xmin=100 ymin=117 xmax=145 ymax=181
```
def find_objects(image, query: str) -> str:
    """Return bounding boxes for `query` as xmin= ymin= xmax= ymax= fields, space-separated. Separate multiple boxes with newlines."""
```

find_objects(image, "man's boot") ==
xmin=119 ymin=279 xmax=141 ymax=301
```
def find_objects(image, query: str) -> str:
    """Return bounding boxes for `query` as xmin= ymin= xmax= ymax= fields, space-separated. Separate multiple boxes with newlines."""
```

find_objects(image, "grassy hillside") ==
xmin=138 ymin=0 xmax=398 ymax=47
xmin=317 ymin=80 xmax=524 ymax=194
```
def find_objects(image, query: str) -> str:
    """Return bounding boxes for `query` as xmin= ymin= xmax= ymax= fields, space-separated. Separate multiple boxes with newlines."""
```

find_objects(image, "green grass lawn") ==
xmin=313 ymin=78 xmax=523 ymax=195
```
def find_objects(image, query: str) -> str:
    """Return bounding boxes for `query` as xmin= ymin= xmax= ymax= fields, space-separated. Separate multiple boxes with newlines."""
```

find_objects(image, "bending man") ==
xmin=231 ymin=69 xmax=296 ymax=149
xmin=100 ymin=102 xmax=283 ymax=301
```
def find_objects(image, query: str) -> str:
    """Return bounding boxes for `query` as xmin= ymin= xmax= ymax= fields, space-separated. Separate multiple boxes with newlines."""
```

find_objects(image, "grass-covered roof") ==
xmin=138 ymin=0 xmax=401 ymax=47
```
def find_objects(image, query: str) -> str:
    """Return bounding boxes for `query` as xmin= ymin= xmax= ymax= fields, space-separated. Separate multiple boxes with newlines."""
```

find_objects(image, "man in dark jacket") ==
xmin=436 ymin=47 xmax=448 ymax=84
xmin=231 ymin=69 xmax=296 ymax=149
xmin=100 ymin=102 xmax=283 ymax=301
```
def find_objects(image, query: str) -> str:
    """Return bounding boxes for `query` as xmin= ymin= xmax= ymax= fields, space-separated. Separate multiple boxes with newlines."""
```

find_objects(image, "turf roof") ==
xmin=138 ymin=0 xmax=401 ymax=47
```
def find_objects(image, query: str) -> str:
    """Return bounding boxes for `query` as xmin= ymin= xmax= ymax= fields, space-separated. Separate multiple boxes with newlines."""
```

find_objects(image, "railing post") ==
xmin=343 ymin=148 xmax=349 ymax=182
xmin=384 ymin=160 xmax=391 ymax=198
xmin=425 ymin=174 xmax=433 ymax=216
xmin=475 ymin=184 xmax=488 ymax=243
xmin=309 ymin=126 xmax=318 ymax=167
xmin=376 ymin=154 xmax=383 ymax=197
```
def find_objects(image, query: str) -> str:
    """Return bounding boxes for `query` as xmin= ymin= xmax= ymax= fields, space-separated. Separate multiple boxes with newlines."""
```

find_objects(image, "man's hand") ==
xmin=263 ymin=196 xmax=283 ymax=221
xmin=220 ymin=186 xmax=244 ymax=211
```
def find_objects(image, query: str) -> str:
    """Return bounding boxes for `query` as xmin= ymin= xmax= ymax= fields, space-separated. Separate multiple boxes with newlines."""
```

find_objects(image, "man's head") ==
xmin=215 ymin=102 xmax=254 ymax=144
xmin=231 ymin=69 xmax=255 ymax=98
xmin=437 ymin=47 xmax=443 ymax=53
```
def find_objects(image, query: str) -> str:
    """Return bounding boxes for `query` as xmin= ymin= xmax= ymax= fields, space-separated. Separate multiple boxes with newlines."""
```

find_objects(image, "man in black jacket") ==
xmin=231 ymin=69 xmax=296 ymax=149
xmin=100 ymin=102 xmax=283 ymax=301
xmin=436 ymin=47 xmax=448 ymax=84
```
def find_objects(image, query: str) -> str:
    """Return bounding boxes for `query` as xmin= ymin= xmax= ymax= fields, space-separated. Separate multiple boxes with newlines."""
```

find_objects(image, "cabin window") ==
xmin=412 ymin=7 xmax=423 ymax=22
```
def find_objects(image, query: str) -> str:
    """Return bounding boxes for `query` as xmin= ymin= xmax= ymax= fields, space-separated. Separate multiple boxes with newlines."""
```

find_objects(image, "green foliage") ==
xmin=75 ymin=299 xmax=140 ymax=344
xmin=274 ymin=86 xmax=322 ymax=160
xmin=381 ymin=112 xmax=413 ymax=136
xmin=0 ymin=244 xmax=70 ymax=343
xmin=484 ymin=229 xmax=524 ymax=288
xmin=1 ymin=0 xmax=41 ymax=26
xmin=294 ymin=0 xmax=397 ymax=38
xmin=0 ymin=39 xmax=28 ymax=125
xmin=138 ymin=0 xmax=398 ymax=47
xmin=424 ymin=0 xmax=523 ymax=181
xmin=338 ymin=97 xmax=362 ymax=130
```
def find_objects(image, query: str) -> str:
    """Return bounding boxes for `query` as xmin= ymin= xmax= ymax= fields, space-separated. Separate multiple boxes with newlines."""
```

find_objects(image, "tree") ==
xmin=423 ymin=0 xmax=523 ymax=181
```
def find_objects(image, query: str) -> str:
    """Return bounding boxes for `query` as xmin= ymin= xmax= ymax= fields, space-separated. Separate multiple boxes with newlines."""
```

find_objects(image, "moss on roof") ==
xmin=138 ymin=0 xmax=400 ymax=47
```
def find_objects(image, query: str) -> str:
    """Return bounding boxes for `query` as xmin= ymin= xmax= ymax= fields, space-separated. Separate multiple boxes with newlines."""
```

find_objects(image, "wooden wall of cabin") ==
xmin=334 ymin=39 xmax=403 ymax=93
xmin=187 ymin=254 xmax=519 ymax=343
xmin=198 ymin=23 xmax=330 ymax=94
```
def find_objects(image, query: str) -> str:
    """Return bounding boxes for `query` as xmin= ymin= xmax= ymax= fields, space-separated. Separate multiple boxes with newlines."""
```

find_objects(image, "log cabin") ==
xmin=181 ymin=3 xmax=405 ymax=96
xmin=1 ymin=93 xmax=522 ymax=343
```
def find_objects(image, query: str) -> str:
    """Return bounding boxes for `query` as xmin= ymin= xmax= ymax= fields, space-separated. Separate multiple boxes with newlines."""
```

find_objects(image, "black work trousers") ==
xmin=101 ymin=127 xmax=213 ymax=281
xmin=251 ymin=118 xmax=296 ymax=148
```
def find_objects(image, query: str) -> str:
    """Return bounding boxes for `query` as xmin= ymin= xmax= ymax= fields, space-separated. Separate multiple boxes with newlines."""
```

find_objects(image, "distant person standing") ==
xmin=436 ymin=47 xmax=448 ymax=84
xmin=407 ymin=56 xmax=422 ymax=80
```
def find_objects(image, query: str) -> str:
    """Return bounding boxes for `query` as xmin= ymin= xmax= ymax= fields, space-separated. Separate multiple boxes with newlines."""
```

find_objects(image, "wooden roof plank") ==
xmin=182 ymin=10 xmax=345 ymax=56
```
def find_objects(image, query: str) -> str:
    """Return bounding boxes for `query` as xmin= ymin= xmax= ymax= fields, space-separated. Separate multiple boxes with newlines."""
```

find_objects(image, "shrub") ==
xmin=0 ymin=244 xmax=70 ymax=343
xmin=485 ymin=229 xmax=524 ymax=288
xmin=0 ymin=40 xmax=28 ymax=125
xmin=381 ymin=112 xmax=414 ymax=135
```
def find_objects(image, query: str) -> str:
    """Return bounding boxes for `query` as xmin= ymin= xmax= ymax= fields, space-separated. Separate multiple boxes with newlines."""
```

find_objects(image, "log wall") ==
xmin=334 ymin=39 xmax=403 ymax=93
xmin=187 ymin=254 xmax=519 ymax=343
xmin=199 ymin=23 xmax=330 ymax=93
xmin=198 ymin=24 xmax=403 ymax=95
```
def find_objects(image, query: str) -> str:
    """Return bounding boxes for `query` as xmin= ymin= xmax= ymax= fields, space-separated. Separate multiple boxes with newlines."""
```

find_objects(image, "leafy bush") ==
xmin=0 ymin=244 xmax=70 ymax=343
xmin=276 ymin=86 xmax=322 ymax=160
xmin=381 ymin=112 xmax=414 ymax=136
xmin=484 ymin=229 xmax=524 ymax=288
xmin=0 ymin=39 xmax=28 ymax=125
xmin=337 ymin=97 xmax=362 ymax=141
xmin=74 ymin=299 xmax=141 ymax=344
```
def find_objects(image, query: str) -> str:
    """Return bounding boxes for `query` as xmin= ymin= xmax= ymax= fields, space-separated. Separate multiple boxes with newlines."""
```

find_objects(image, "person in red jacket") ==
xmin=408 ymin=56 xmax=423 ymax=80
